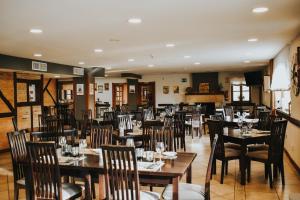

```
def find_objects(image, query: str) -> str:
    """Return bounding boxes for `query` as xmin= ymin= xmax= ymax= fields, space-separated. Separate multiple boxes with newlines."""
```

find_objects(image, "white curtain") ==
xmin=271 ymin=61 xmax=291 ymax=91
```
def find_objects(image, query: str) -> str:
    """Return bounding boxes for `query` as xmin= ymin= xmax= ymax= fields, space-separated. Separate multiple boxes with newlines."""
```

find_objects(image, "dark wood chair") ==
xmin=223 ymin=106 xmax=234 ymax=119
xmin=257 ymin=111 xmax=271 ymax=130
xmin=162 ymin=134 xmax=218 ymax=200
xmin=150 ymin=126 xmax=174 ymax=152
xmin=209 ymin=114 xmax=223 ymax=121
xmin=246 ymin=120 xmax=288 ymax=188
xmin=142 ymin=125 xmax=153 ymax=151
xmin=174 ymin=117 xmax=186 ymax=151
xmin=101 ymin=145 xmax=160 ymax=200
xmin=207 ymin=120 xmax=241 ymax=184
xmin=163 ymin=115 xmax=173 ymax=128
xmin=90 ymin=125 xmax=113 ymax=148
xmin=7 ymin=131 xmax=27 ymax=200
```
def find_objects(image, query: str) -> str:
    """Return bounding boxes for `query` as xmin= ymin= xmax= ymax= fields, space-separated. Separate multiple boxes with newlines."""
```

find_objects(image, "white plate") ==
xmin=162 ymin=151 xmax=177 ymax=157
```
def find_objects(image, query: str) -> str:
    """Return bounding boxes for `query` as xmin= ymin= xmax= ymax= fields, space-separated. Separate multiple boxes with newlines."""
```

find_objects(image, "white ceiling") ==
xmin=0 ymin=0 xmax=299 ymax=75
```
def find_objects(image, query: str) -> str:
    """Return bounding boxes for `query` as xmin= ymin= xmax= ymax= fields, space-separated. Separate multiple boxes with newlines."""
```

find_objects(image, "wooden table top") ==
xmin=223 ymin=128 xmax=270 ymax=145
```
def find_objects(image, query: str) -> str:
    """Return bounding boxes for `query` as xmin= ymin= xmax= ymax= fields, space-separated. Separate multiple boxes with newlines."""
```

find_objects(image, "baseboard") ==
xmin=285 ymin=149 xmax=300 ymax=174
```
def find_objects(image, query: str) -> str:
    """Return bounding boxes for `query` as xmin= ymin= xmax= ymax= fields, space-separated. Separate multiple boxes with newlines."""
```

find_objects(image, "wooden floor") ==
xmin=1 ymin=135 xmax=300 ymax=200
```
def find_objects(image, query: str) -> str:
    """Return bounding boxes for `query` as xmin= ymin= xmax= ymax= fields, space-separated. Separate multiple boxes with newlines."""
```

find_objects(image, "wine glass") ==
xmin=155 ymin=142 xmax=165 ymax=163
xmin=237 ymin=118 xmax=243 ymax=131
xmin=58 ymin=136 xmax=66 ymax=156
xmin=79 ymin=139 xmax=87 ymax=157
xmin=247 ymin=120 xmax=253 ymax=131
xmin=237 ymin=112 xmax=241 ymax=118
xmin=126 ymin=138 xmax=135 ymax=147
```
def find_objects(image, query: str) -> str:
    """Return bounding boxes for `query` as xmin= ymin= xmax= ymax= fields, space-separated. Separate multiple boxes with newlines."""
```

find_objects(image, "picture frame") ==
xmin=129 ymin=85 xmax=135 ymax=93
xmin=76 ymin=84 xmax=84 ymax=95
xmin=98 ymin=85 xmax=103 ymax=93
xmin=104 ymin=83 xmax=109 ymax=91
xmin=163 ymin=86 xmax=169 ymax=94
xmin=173 ymin=86 xmax=179 ymax=94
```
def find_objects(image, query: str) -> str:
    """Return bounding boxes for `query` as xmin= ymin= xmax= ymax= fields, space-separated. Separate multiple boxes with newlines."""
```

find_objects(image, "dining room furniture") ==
xmin=117 ymin=114 xmax=133 ymax=132
xmin=246 ymin=120 xmax=288 ymax=188
xmin=26 ymin=142 xmax=83 ymax=200
xmin=257 ymin=110 xmax=271 ymax=130
xmin=174 ymin=112 xmax=186 ymax=151
xmin=162 ymin=134 xmax=218 ymax=200
xmin=223 ymin=128 xmax=271 ymax=185
xmin=7 ymin=131 xmax=27 ymax=200
xmin=164 ymin=115 xmax=173 ymax=128
xmin=223 ymin=106 xmax=234 ymax=119
xmin=207 ymin=120 xmax=241 ymax=184
xmin=150 ymin=126 xmax=174 ymax=151
xmin=90 ymin=125 xmax=113 ymax=148
xmin=101 ymin=145 xmax=160 ymax=200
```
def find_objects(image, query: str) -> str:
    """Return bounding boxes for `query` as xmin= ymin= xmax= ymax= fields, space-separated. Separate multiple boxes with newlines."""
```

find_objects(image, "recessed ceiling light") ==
xmin=33 ymin=53 xmax=42 ymax=57
xmin=194 ymin=62 xmax=201 ymax=65
xmin=128 ymin=58 xmax=135 ymax=62
xmin=252 ymin=7 xmax=269 ymax=13
xmin=30 ymin=29 xmax=43 ymax=34
xmin=78 ymin=61 xmax=85 ymax=65
xmin=244 ymin=60 xmax=251 ymax=63
xmin=94 ymin=49 xmax=103 ymax=53
xmin=184 ymin=55 xmax=191 ymax=59
xmin=105 ymin=66 xmax=112 ymax=70
xmin=54 ymin=75 xmax=60 ymax=78
xmin=166 ymin=43 xmax=175 ymax=48
xmin=128 ymin=18 xmax=142 ymax=24
xmin=148 ymin=64 xmax=154 ymax=67
xmin=248 ymin=38 xmax=258 ymax=42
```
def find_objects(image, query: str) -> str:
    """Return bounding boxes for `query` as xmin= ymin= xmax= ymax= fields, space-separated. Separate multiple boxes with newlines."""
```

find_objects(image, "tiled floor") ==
xmin=1 ymin=135 xmax=299 ymax=200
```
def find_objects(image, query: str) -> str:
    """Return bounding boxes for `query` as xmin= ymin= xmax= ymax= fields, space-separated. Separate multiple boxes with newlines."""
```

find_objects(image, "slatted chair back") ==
xmin=191 ymin=111 xmax=201 ymax=128
xmin=45 ymin=116 xmax=63 ymax=133
xmin=204 ymin=134 xmax=218 ymax=200
xmin=173 ymin=117 xmax=186 ymax=151
xmin=207 ymin=120 xmax=225 ymax=158
xmin=210 ymin=114 xmax=224 ymax=121
xmin=174 ymin=111 xmax=186 ymax=122
xmin=90 ymin=125 xmax=113 ymax=148
xmin=258 ymin=111 xmax=271 ymax=130
xmin=104 ymin=111 xmax=115 ymax=122
xmin=268 ymin=120 xmax=288 ymax=164
xmin=26 ymin=142 xmax=62 ymax=200
xmin=223 ymin=106 xmax=234 ymax=119
xmin=150 ymin=127 xmax=174 ymax=151
xmin=66 ymin=110 xmax=77 ymax=129
xmin=7 ymin=131 xmax=27 ymax=185
xmin=142 ymin=125 xmax=153 ymax=151
xmin=118 ymin=115 xmax=133 ymax=131
xmin=36 ymin=132 xmax=59 ymax=144
xmin=163 ymin=115 xmax=173 ymax=128
xmin=102 ymin=145 xmax=140 ymax=200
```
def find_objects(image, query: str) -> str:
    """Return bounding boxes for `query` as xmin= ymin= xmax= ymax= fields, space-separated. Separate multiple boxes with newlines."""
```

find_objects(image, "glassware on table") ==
xmin=58 ymin=136 xmax=67 ymax=155
xmin=79 ymin=139 xmax=87 ymax=157
xmin=135 ymin=148 xmax=144 ymax=161
xmin=71 ymin=146 xmax=79 ymax=157
xmin=237 ymin=112 xmax=241 ymax=118
xmin=241 ymin=126 xmax=248 ymax=135
xmin=155 ymin=142 xmax=165 ymax=163
xmin=237 ymin=118 xmax=243 ymax=131
xmin=126 ymin=138 xmax=135 ymax=147
xmin=247 ymin=120 xmax=253 ymax=131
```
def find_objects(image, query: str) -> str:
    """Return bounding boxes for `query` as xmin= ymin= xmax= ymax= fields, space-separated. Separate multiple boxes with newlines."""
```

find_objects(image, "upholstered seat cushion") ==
xmin=114 ymin=190 xmax=160 ymax=200
xmin=246 ymin=150 xmax=268 ymax=161
xmin=16 ymin=178 xmax=25 ymax=186
xmin=247 ymin=144 xmax=269 ymax=152
xmin=225 ymin=143 xmax=241 ymax=150
xmin=162 ymin=183 xmax=205 ymax=200
xmin=224 ymin=148 xmax=241 ymax=158
xmin=62 ymin=183 xmax=83 ymax=200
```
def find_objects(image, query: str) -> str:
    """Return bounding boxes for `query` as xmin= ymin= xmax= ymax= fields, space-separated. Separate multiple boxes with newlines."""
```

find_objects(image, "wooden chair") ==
xmin=173 ymin=116 xmax=186 ymax=151
xmin=258 ymin=111 xmax=271 ymax=130
xmin=163 ymin=115 xmax=173 ymax=128
xmin=101 ymin=145 xmax=160 ymax=200
xmin=90 ymin=125 xmax=113 ymax=148
xmin=191 ymin=111 xmax=202 ymax=138
xmin=150 ymin=126 xmax=174 ymax=152
xmin=246 ymin=120 xmax=288 ymax=188
xmin=209 ymin=114 xmax=223 ymax=121
xmin=117 ymin=115 xmax=133 ymax=132
xmin=223 ymin=106 xmax=234 ymax=119
xmin=207 ymin=120 xmax=241 ymax=184
xmin=142 ymin=125 xmax=153 ymax=151
xmin=26 ymin=142 xmax=83 ymax=200
xmin=7 ymin=131 xmax=27 ymax=200
xmin=162 ymin=135 xmax=218 ymax=200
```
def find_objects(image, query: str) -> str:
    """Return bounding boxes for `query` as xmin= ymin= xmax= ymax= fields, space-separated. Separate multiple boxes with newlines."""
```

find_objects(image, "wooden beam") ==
xmin=0 ymin=89 xmax=15 ymax=113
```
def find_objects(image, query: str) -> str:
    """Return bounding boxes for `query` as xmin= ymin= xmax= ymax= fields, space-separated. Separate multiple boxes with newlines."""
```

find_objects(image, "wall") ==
xmin=43 ymin=78 xmax=57 ymax=106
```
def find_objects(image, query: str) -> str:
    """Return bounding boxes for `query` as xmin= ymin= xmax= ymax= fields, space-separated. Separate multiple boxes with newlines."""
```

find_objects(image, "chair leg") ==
xmin=280 ymin=162 xmax=285 ymax=185
xmin=14 ymin=184 xmax=19 ymax=200
xmin=213 ymin=159 xmax=217 ymax=174
xmin=247 ymin=159 xmax=251 ymax=182
xmin=92 ymin=181 xmax=96 ymax=199
xmin=267 ymin=164 xmax=273 ymax=188
xmin=273 ymin=164 xmax=278 ymax=179
xmin=221 ymin=160 xmax=225 ymax=184
xmin=150 ymin=186 xmax=153 ymax=191
xmin=225 ymin=160 xmax=228 ymax=175
xmin=264 ymin=164 xmax=268 ymax=179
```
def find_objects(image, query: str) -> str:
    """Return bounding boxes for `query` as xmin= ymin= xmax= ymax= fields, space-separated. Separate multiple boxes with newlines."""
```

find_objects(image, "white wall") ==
xmin=140 ymin=73 xmax=191 ymax=107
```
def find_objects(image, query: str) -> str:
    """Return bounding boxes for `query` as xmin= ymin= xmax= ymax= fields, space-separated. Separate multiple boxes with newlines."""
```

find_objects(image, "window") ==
xmin=231 ymin=84 xmax=250 ymax=103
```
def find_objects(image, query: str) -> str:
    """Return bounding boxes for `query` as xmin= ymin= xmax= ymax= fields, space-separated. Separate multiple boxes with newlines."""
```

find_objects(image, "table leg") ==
xmin=84 ymin=174 xmax=92 ymax=200
xmin=172 ymin=177 xmax=179 ymax=200
xmin=186 ymin=165 xmax=192 ymax=183
xmin=240 ymin=144 xmax=247 ymax=185
xmin=99 ymin=175 xmax=105 ymax=200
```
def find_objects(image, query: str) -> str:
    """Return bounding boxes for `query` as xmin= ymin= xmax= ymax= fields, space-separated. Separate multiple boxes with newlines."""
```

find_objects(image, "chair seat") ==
xmin=16 ymin=178 xmax=25 ymax=186
xmin=114 ymin=190 xmax=160 ymax=200
xmin=162 ymin=183 xmax=205 ymax=200
xmin=62 ymin=183 xmax=83 ymax=200
xmin=225 ymin=143 xmax=241 ymax=150
xmin=225 ymin=148 xmax=241 ymax=158
xmin=247 ymin=144 xmax=269 ymax=152
xmin=246 ymin=150 xmax=268 ymax=161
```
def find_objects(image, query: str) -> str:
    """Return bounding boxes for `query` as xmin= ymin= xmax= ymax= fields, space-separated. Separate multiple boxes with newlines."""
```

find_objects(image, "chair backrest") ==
xmin=258 ymin=111 xmax=271 ymax=130
xmin=102 ymin=145 xmax=140 ymax=200
xmin=26 ymin=142 xmax=62 ymax=200
xmin=7 ymin=131 xmax=27 ymax=183
xmin=142 ymin=125 xmax=153 ymax=151
xmin=118 ymin=115 xmax=133 ymax=131
xmin=268 ymin=120 xmax=288 ymax=163
xmin=207 ymin=120 xmax=225 ymax=158
xmin=223 ymin=106 xmax=234 ymax=119
xmin=35 ymin=132 xmax=59 ymax=144
xmin=150 ymin=127 xmax=174 ymax=151
xmin=163 ymin=115 xmax=173 ymax=127
xmin=210 ymin=114 xmax=223 ymax=121
xmin=174 ymin=111 xmax=186 ymax=122
xmin=192 ymin=111 xmax=201 ymax=128
xmin=90 ymin=125 xmax=113 ymax=148
xmin=104 ymin=111 xmax=115 ymax=122
xmin=204 ymin=134 xmax=218 ymax=200
xmin=45 ymin=116 xmax=63 ymax=133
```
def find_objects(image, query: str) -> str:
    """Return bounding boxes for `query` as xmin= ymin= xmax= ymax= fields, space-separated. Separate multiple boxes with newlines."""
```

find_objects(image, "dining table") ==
xmin=223 ymin=128 xmax=270 ymax=185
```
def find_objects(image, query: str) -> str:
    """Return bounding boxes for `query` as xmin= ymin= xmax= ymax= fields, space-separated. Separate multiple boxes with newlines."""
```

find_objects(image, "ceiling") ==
xmin=0 ymin=0 xmax=299 ymax=76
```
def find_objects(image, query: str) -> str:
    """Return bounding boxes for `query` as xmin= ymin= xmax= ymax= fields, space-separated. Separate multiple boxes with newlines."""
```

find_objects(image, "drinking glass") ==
xmin=135 ymin=148 xmax=144 ymax=161
xmin=58 ymin=136 xmax=66 ymax=156
xmin=79 ymin=139 xmax=87 ymax=157
xmin=155 ymin=142 xmax=165 ymax=163
xmin=126 ymin=138 xmax=135 ymax=147
xmin=247 ymin=120 xmax=253 ymax=131
xmin=237 ymin=118 xmax=243 ymax=130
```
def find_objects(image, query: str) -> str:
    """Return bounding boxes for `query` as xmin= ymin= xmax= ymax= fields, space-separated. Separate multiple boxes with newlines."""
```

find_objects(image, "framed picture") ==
xmin=163 ymin=86 xmax=169 ymax=94
xmin=173 ymin=86 xmax=179 ymax=94
xmin=76 ymin=84 xmax=84 ymax=95
xmin=89 ymin=83 xmax=94 ymax=95
xmin=129 ymin=85 xmax=135 ymax=93
xmin=98 ymin=85 xmax=103 ymax=93
xmin=104 ymin=83 xmax=109 ymax=91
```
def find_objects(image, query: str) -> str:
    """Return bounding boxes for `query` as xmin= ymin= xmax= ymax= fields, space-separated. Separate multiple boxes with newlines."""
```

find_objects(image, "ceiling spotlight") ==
xmin=94 ymin=49 xmax=103 ymax=53
xmin=184 ymin=55 xmax=191 ymax=59
xmin=148 ymin=64 xmax=154 ymax=67
xmin=244 ymin=60 xmax=251 ymax=63
xmin=252 ymin=7 xmax=269 ymax=13
xmin=128 ymin=58 xmax=135 ymax=62
xmin=194 ymin=62 xmax=201 ymax=65
xmin=78 ymin=61 xmax=85 ymax=65
xmin=248 ymin=38 xmax=258 ymax=42
xmin=166 ymin=43 xmax=175 ymax=48
xmin=33 ymin=53 xmax=42 ymax=57
xmin=128 ymin=18 xmax=142 ymax=24
xmin=30 ymin=29 xmax=43 ymax=34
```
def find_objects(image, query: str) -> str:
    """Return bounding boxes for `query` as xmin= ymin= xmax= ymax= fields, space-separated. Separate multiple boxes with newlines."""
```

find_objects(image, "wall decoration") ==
xmin=98 ymin=85 xmax=103 ymax=93
xmin=76 ymin=84 xmax=84 ymax=95
xmin=89 ymin=83 xmax=94 ymax=95
xmin=163 ymin=86 xmax=169 ymax=94
xmin=28 ymin=84 xmax=36 ymax=102
xmin=199 ymin=83 xmax=209 ymax=93
xmin=104 ymin=83 xmax=109 ymax=91
xmin=292 ymin=48 xmax=300 ymax=96
xmin=173 ymin=86 xmax=179 ymax=94
xmin=129 ymin=85 xmax=135 ymax=93
xmin=181 ymin=78 xmax=187 ymax=83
